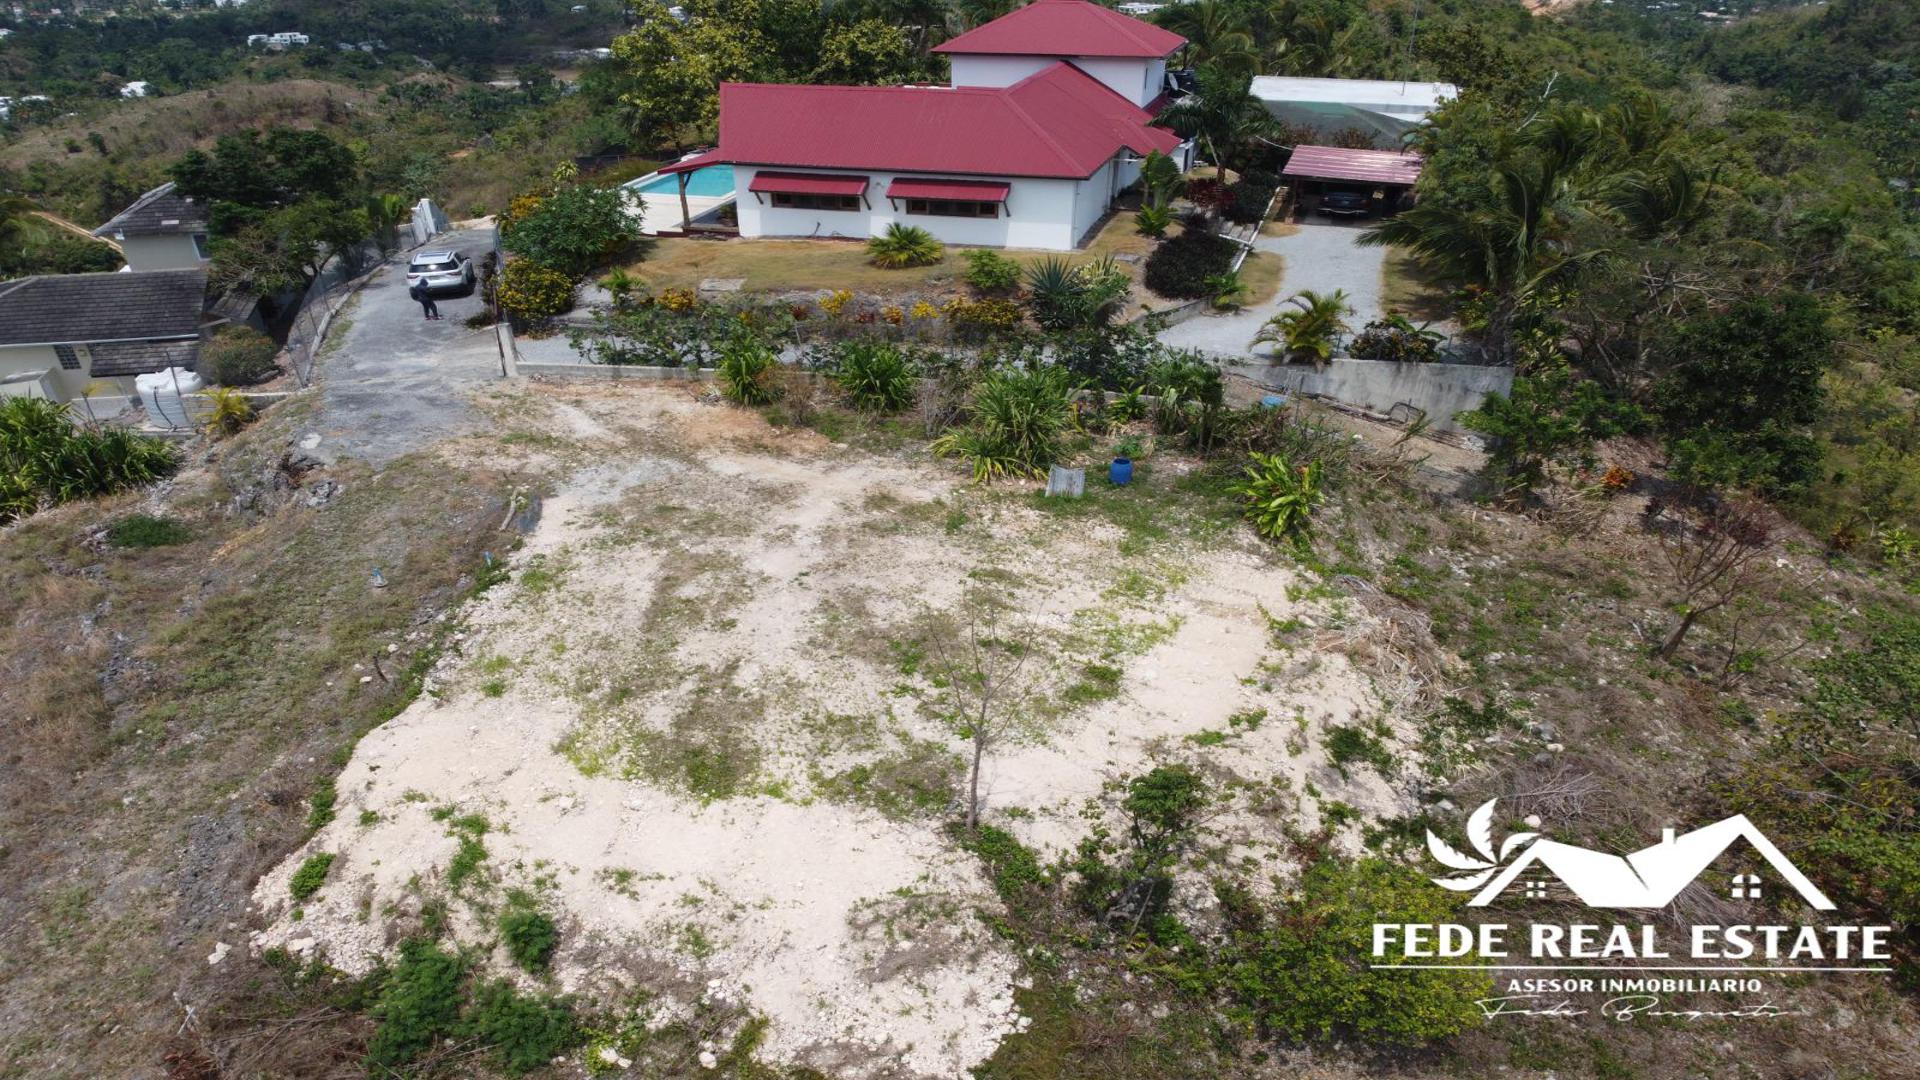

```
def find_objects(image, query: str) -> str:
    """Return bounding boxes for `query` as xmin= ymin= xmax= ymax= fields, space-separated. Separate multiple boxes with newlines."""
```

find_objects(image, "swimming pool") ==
xmin=630 ymin=165 xmax=735 ymax=198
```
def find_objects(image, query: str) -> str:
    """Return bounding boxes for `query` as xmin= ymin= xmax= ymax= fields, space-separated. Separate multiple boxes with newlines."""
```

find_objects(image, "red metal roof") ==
xmin=710 ymin=62 xmax=1181 ymax=180
xmin=886 ymin=178 xmax=1012 ymax=202
xmin=933 ymin=0 xmax=1185 ymax=58
xmin=1281 ymin=145 xmax=1425 ymax=187
xmin=748 ymin=171 xmax=870 ymax=197
xmin=658 ymin=149 xmax=723 ymax=175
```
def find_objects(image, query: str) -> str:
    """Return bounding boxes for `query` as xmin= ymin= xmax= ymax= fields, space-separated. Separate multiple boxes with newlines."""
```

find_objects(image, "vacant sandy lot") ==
xmin=252 ymin=382 xmax=1401 ymax=1077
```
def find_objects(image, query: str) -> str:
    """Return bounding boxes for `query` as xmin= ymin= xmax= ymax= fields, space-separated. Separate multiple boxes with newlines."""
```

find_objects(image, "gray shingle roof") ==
xmin=92 ymin=182 xmax=211 ymax=239
xmin=88 ymin=339 xmax=203 ymax=378
xmin=0 ymin=269 xmax=207 ymax=346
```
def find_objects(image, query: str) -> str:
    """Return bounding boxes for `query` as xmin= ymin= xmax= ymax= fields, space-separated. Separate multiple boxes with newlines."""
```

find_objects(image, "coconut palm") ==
xmin=1153 ymin=64 xmax=1277 ymax=176
xmin=1253 ymin=289 xmax=1352 ymax=364
xmin=1156 ymin=0 xmax=1261 ymax=78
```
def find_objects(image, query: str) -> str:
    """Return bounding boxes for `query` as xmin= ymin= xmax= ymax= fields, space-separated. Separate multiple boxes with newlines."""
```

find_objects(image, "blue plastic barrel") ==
xmin=1110 ymin=457 xmax=1133 ymax=486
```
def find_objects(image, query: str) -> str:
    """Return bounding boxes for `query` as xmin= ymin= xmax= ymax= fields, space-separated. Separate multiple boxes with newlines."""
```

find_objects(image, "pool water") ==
xmin=632 ymin=165 xmax=735 ymax=198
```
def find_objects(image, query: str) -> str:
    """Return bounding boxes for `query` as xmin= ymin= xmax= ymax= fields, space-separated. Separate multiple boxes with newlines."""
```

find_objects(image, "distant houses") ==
xmin=247 ymin=31 xmax=310 ymax=50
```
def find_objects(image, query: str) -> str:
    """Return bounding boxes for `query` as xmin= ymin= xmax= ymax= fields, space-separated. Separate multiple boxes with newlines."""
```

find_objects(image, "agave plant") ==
xmin=1252 ymin=289 xmax=1352 ymax=365
xmin=866 ymin=223 xmax=945 ymax=269
xmin=1024 ymin=256 xmax=1129 ymax=332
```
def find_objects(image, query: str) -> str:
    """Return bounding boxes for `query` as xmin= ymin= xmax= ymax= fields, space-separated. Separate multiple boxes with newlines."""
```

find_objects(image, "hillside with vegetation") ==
xmin=0 ymin=1 xmax=1916 ymax=1079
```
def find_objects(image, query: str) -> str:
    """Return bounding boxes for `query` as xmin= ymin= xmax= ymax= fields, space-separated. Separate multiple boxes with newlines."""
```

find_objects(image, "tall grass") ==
xmin=0 ymin=398 xmax=178 ymax=523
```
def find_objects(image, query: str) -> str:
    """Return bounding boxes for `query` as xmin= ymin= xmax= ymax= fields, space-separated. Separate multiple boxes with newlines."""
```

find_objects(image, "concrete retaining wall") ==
xmin=1252 ymin=359 xmax=1512 ymax=431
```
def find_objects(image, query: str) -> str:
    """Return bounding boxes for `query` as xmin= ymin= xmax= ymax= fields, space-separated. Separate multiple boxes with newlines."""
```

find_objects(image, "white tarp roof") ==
xmin=1250 ymin=77 xmax=1459 ymax=115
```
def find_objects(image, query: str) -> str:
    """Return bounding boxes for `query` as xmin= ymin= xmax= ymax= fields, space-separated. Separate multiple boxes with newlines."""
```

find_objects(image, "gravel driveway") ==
xmin=1156 ymin=219 xmax=1388 ymax=360
xmin=308 ymin=228 xmax=504 ymax=465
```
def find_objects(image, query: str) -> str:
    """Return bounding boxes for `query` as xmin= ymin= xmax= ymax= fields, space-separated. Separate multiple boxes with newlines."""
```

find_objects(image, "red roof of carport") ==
xmin=932 ymin=0 xmax=1186 ymax=58
xmin=886 ymin=178 xmax=1011 ymax=202
xmin=1282 ymin=145 xmax=1424 ymax=187
xmin=747 ymin=171 xmax=870 ymax=197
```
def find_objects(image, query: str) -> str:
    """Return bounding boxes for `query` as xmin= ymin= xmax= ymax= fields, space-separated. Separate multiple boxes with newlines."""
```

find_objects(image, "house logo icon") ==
xmin=1425 ymin=800 xmax=1835 ymax=910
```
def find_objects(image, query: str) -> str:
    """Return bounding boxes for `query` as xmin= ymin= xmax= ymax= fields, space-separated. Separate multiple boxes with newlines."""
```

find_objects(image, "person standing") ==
xmin=410 ymin=279 xmax=440 ymax=320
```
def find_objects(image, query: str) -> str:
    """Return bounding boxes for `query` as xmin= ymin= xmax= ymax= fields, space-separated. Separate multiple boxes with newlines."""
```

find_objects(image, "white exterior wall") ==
xmin=948 ymin=52 xmax=1165 ymax=108
xmin=118 ymin=233 xmax=208 ymax=272
xmin=732 ymin=165 xmax=1091 ymax=251
xmin=0 ymin=344 xmax=90 ymax=401
xmin=1071 ymin=159 xmax=1119 ymax=245
xmin=1070 ymin=56 xmax=1164 ymax=108
xmin=947 ymin=54 xmax=1055 ymax=90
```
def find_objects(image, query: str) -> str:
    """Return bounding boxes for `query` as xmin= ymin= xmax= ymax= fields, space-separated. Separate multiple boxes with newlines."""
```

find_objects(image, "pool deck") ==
xmin=626 ymin=168 xmax=736 ymax=235
xmin=634 ymin=192 xmax=732 ymax=234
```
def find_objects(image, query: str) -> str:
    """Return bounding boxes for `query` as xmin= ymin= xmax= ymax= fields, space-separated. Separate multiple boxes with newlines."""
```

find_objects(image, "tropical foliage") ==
xmin=866 ymin=223 xmax=945 ymax=269
xmin=716 ymin=328 xmax=782 ymax=406
xmin=1143 ymin=229 xmax=1237 ymax=300
xmin=1232 ymin=453 xmax=1325 ymax=550
xmin=1253 ymin=290 xmax=1352 ymax=364
xmin=0 ymin=398 xmax=178 ymax=524
xmin=931 ymin=365 xmax=1077 ymax=481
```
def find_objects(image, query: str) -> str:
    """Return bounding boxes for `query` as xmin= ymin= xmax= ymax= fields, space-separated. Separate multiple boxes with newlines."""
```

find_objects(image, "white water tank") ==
xmin=135 ymin=367 xmax=204 ymax=429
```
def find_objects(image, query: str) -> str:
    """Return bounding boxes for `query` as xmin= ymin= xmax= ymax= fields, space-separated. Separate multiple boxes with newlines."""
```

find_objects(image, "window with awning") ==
xmin=886 ymin=178 xmax=1010 ymax=219
xmin=748 ymin=171 xmax=870 ymax=212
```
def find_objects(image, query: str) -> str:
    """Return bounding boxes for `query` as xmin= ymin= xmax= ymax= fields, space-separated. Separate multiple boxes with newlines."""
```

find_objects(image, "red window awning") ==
xmin=747 ymin=171 xmax=870 ymax=197
xmin=886 ymin=178 xmax=1011 ymax=202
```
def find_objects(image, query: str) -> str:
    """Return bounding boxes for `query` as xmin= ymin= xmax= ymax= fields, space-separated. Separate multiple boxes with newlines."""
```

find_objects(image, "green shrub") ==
xmin=867 ymin=223 xmax=944 ymax=268
xmin=717 ymin=328 xmax=781 ymax=406
xmin=954 ymin=823 xmax=1047 ymax=909
xmin=462 ymin=980 xmax=580 ymax=1075
xmin=200 ymin=387 xmax=256 ymax=437
xmin=962 ymin=248 xmax=1022 ymax=293
xmin=1220 ymin=179 xmax=1277 ymax=225
xmin=829 ymin=339 xmax=916 ymax=412
xmin=1142 ymin=229 xmax=1236 ymax=300
xmin=1134 ymin=204 xmax=1173 ymax=237
xmin=500 ymin=906 xmax=558 ymax=973
xmin=500 ymin=183 xmax=642 ymax=277
xmin=1232 ymin=454 xmax=1324 ymax=551
xmin=1213 ymin=857 xmax=1490 ymax=1042
xmin=306 ymin=781 xmax=337 ymax=830
xmin=930 ymin=364 xmax=1077 ymax=481
xmin=288 ymin=852 xmax=335 ymax=901
xmin=1322 ymin=723 xmax=1394 ymax=776
xmin=1349 ymin=314 xmax=1443 ymax=363
xmin=106 ymin=514 xmax=191 ymax=548
xmin=198 ymin=327 xmax=280 ymax=386
xmin=367 ymin=939 xmax=468 ymax=1069
xmin=0 ymin=398 xmax=178 ymax=524
xmin=498 ymin=260 xmax=578 ymax=323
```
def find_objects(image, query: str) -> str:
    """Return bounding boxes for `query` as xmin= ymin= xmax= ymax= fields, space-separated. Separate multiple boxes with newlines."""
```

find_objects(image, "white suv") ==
xmin=406 ymin=250 xmax=475 ymax=295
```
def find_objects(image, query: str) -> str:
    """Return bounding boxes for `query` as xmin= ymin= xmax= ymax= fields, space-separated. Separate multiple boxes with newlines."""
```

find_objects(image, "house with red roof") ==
xmin=657 ymin=0 xmax=1194 ymax=252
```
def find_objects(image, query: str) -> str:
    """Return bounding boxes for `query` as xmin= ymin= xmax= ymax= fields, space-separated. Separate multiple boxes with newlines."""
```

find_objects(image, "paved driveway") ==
xmin=1156 ymin=219 xmax=1388 ymax=361
xmin=309 ymin=229 xmax=504 ymax=465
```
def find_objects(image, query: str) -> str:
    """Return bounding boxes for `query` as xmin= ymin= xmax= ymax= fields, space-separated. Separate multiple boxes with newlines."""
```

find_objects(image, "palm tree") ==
xmin=1157 ymin=0 xmax=1261 ymax=78
xmin=1274 ymin=13 xmax=1359 ymax=78
xmin=0 ymin=195 xmax=38 ymax=256
xmin=1357 ymin=108 xmax=1618 ymax=364
xmin=1253 ymin=289 xmax=1352 ymax=364
xmin=1154 ymin=65 xmax=1276 ymax=176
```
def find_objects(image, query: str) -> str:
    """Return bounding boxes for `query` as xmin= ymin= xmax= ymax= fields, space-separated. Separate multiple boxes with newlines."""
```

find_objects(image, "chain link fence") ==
xmin=282 ymin=239 xmax=386 ymax=388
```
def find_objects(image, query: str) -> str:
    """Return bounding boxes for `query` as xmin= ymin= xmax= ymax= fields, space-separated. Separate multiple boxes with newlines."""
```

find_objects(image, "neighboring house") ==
xmin=93 ymin=182 xmax=212 ymax=273
xmin=1471 ymin=815 xmax=1836 ymax=910
xmin=0 ymin=270 xmax=209 ymax=403
xmin=1251 ymin=77 xmax=1459 ymax=143
xmin=119 ymin=80 xmax=152 ymax=98
xmin=658 ymin=0 xmax=1192 ymax=252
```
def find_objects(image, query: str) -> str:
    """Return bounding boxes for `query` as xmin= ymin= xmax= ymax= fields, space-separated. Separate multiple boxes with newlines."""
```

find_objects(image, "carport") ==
xmin=1281 ymin=145 xmax=1424 ymax=220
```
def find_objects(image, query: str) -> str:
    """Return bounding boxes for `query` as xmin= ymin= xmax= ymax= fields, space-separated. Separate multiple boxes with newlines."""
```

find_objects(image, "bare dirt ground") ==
xmin=249 ymin=382 xmax=1402 ymax=1077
